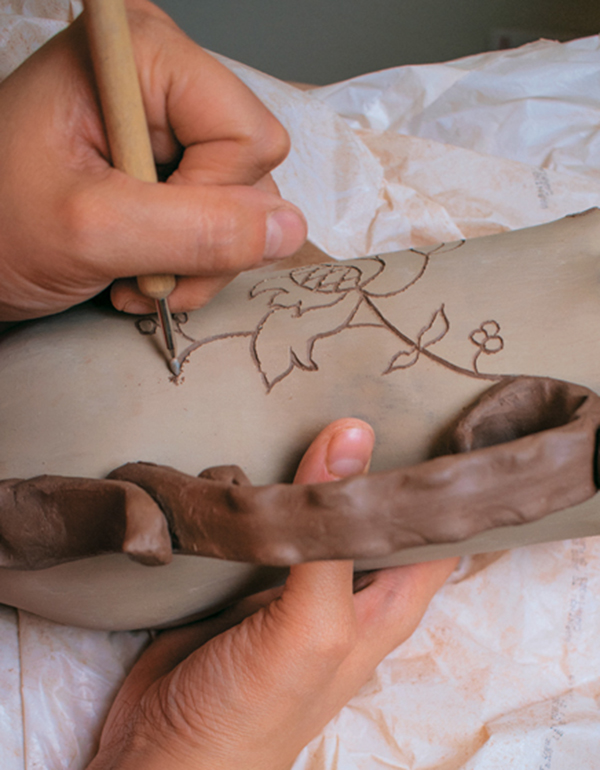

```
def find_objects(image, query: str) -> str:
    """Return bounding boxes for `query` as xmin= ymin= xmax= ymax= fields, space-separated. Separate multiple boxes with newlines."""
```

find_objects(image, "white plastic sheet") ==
xmin=2 ymin=3 xmax=600 ymax=768
xmin=0 ymin=0 xmax=80 ymax=81
xmin=220 ymin=37 xmax=600 ymax=257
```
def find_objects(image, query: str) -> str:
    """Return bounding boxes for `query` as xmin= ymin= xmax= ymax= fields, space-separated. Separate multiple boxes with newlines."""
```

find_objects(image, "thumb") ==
xmin=293 ymin=418 xmax=375 ymax=485
xmin=274 ymin=419 xmax=375 ymax=642
xmin=74 ymin=172 xmax=306 ymax=294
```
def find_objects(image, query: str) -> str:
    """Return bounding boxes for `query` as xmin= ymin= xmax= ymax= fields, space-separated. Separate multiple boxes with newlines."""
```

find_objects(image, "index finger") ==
xmin=129 ymin=4 xmax=291 ymax=186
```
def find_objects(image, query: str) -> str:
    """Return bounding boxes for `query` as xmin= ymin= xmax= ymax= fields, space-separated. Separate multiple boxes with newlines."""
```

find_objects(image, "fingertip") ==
xmin=405 ymin=557 xmax=461 ymax=596
xmin=102 ymin=179 xmax=307 ymax=278
xmin=326 ymin=423 xmax=375 ymax=479
xmin=263 ymin=207 xmax=308 ymax=262
xmin=111 ymin=274 xmax=235 ymax=316
xmin=111 ymin=280 xmax=155 ymax=314
xmin=294 ymin=418 xmax=375 ymax=485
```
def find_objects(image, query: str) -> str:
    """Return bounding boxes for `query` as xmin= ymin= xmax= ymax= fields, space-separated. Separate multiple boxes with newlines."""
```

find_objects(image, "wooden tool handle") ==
xmin=83 ymin=0 xmax=176 ymax=300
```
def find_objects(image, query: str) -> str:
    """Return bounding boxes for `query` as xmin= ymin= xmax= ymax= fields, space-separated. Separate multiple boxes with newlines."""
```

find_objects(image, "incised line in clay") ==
xmin=135 ymin=242 xmax=505 ymax=390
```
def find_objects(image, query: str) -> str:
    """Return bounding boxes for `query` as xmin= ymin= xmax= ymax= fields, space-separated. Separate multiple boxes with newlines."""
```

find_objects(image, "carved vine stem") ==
xmin=361 ymin=294 xmax=503 ymax=381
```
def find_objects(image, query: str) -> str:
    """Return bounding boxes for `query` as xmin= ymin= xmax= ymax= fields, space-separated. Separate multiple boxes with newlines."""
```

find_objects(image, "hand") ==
xmin=87 ymin=419 xmax=458 ymax=770
xmin=0 ymin=0 xmax=306 ymax=321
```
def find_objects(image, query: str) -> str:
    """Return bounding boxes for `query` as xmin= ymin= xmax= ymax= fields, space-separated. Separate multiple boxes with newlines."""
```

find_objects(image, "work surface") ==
xmin=3 ymin=2 xmax=600 ymax=767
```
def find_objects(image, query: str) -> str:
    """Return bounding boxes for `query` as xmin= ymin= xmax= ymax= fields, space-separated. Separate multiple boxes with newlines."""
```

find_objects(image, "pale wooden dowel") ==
xmin=83 ymin=0 xmax=176 ymax=300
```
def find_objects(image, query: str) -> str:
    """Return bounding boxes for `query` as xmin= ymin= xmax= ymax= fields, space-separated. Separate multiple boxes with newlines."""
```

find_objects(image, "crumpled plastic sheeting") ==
xmin=221 ymin=37 xmax=600 ymax=257
xmin=0 ymin=605 xmax=148 ymax=770
xmin=314 ymin=36 xmax=600 ymax=182
xmin=0 ymin=606 xmax=23 ymax=770
xmin=214 ymin=57 xmax=391 ymax=259
xmin=0 ymin=0 xmax=80 ymax=81
xmin=2 ymin=3 xmax=600 ymax=768
xmin=17 ymin=614 xmax=148 ymax=770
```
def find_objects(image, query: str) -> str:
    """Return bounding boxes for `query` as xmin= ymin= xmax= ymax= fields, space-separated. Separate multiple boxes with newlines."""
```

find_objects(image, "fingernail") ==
xmin=326 ymin=427 xmax=373 ymax=479
xmin=264 ymin=208 xmax=306 ymax=261
xmin=121 ymin=299 xmax=155 ymax=315
xmin=353 ymin=571 xmax=376 ymax=594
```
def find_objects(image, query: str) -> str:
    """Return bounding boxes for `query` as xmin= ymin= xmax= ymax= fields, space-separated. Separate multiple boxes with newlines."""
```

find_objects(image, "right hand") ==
xmin=0 ymin=0 xmax=307 ymax=322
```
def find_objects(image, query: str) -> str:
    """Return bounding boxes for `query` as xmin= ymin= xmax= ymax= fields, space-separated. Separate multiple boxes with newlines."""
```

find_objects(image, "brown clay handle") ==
xmin=109 ymin=376 xmax=600 ymax=564
xmin=1 ymin=376 xmax=599 ymax=570
xmin=83 ymin=0 xmax=175 ymax=301
xmin=0 ymin=476 xmax=172 ymax=569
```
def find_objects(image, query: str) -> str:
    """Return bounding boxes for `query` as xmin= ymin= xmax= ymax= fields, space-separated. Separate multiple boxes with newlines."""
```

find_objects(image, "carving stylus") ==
xmin=83 ymin=0 xmax=180 ymax=376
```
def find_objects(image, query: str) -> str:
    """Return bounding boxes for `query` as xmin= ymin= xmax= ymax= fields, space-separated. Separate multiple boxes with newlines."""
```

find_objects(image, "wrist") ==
xmin=88 ymin=747 xmax=194 ymax=770
xmin=87 ymin=728 xmax=215 ymax=770
xmin=88 ymin=739 xmax=296 ymax=770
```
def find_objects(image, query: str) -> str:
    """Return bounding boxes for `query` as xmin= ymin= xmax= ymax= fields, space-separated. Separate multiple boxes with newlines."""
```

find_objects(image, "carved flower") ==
xmin=132 ymin=238 xmax=503 ymax=389
xmin=289 ymin=264 xmax=364 ymax=293
xmin=135 ymin=313 xmax=189 ymax=336
xmin=470 ymin=321 xmax=504 ymax=354
xmin=250 ymin=258 xmax=389 ymax=316
xmin=249 ymin=256 xmax=433 ymax=390
xmin=136 ymin=317 xmax=158 ymax=335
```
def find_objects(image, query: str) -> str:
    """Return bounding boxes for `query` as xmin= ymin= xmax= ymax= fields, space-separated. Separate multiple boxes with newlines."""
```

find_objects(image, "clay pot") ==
xmin=1 ymin=210 xmax=600 ymax=630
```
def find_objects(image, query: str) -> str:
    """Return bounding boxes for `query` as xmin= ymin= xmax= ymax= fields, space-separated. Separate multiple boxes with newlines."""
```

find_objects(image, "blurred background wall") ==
xmin=154 ymin=0 xmax=599 ymax=84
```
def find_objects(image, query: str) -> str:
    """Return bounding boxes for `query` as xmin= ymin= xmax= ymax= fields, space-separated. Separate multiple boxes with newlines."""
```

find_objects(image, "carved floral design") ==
xmin=470 ymin=321 xmax=504 ymax=373
xmin=248 ymin=256 xmax=428 ymax=390
xmin=136 ymin=313 xmax=189 ymax=337
xmin=384 ymin=305 xmax=450 ymax=372
xmin=136 ymin=242 xmax=506 ymax=390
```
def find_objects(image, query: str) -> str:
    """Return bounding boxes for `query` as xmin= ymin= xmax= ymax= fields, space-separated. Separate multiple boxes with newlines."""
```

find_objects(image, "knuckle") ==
xmin=128 ymin=4 xmax=178 ymax=40
xmin=197 ymin=191 xmax=265 ymax=269
xmin=299 ymin=616 xmax=358 ymax=663
xmin=251 ymin=114 xmax=291 ymax=173
xmin=58 ymin=186 xmax=101 ymax=251
xmin=58 ymin=183 xmax=119 ymax=277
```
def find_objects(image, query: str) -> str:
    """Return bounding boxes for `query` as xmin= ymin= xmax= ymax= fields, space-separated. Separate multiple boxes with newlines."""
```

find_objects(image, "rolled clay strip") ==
xmin=0 ymin=477 xmax=172 ymax=569
xmin=1 ymin=376 xmax=599 ymax=569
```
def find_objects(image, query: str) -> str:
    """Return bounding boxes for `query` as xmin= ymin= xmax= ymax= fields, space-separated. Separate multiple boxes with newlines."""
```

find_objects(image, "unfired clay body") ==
xmin=2 ymin=211 xmax=600 ymax=629
xmin=2 ymin=376 xmax=599 ymax=567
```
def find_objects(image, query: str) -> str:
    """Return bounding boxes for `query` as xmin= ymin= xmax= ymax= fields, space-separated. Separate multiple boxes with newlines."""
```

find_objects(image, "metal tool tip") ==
xmin=169 ymin=358 xmax=181 ymax=377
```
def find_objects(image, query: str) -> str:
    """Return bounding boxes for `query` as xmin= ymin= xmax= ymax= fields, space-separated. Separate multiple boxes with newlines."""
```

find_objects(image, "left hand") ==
xmin=86 ymin=418 xmax=458 ymax=770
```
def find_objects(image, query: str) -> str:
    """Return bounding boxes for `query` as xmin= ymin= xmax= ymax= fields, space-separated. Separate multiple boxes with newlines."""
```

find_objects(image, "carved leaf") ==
xmin=251 ymin=292 xmax=363 ymax=390
xmin=385 ymin=343 xmax=419 ymax=372
xmin=250 ymin=275 xmax=293 ymax=304
xmin=426 ymin=240 xmax=465 ymax=257
xmin=419 ymin=306 xmax=449 ymax=349
xmin=253 ymin=307 xmax=318 ymax=390
xmin=250 ymin=272 xmax=349 ymax=313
